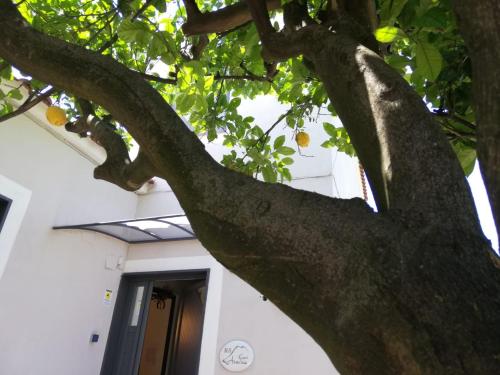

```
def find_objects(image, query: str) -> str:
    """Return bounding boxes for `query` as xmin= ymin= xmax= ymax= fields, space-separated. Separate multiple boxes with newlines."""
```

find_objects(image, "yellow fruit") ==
xmin=295 ymin=131 xmax=310 ymax=147
xmin=45 ymin=106 xmax=67 ymax=126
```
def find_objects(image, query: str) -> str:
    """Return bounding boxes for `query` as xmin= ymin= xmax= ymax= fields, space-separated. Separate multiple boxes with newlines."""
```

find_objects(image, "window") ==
xmin=0 ymin=194 xmax=12 ymax=233
xmin=0 ymin=175 xmax=31 ymax=280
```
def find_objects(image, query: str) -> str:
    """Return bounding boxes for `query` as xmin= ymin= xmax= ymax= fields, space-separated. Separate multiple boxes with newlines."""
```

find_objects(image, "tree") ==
xmin=1 ymin=0 xmax=499 ymax=373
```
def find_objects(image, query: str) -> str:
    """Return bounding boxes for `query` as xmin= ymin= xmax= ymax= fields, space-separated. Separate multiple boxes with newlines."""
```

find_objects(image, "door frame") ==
xmin=101 ymin=269 xmax=210 ymax=375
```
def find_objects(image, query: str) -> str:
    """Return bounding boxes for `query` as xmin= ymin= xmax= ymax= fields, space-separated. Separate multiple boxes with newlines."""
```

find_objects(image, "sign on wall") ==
xmin=219 ymin=340 xmax=254 ymax=372
xmin=103 ymin=289 xmax=113 ymax=304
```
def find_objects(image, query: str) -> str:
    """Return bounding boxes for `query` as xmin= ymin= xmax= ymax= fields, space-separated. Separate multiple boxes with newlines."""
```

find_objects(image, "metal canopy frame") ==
xmin=53 ymin=214 xmax=196 ymax=244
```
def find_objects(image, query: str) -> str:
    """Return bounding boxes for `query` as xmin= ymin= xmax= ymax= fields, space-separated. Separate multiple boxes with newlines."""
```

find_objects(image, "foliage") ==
xmin=0 ymin=0 xmax=477 ymax=177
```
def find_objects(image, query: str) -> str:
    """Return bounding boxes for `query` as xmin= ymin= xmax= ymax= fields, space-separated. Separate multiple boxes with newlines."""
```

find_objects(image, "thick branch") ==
xmin=182 ymin=0 xmax=280 ymax=36
xmin=246 ymin=0 xmax=275 ymax=38
xmin=67 ymin=99 xmax=156 ymax=190
xmin=0 ymin=4 xmax=399 ymax=372
xmin=94 ymin=149 xmax=156 ymax=190
xmin=181 ymin=0 xmax=201 ymax=18
xmin=452 ymin=0 xmax=500 ymax=237
xmin=283 ymin=0 xmax=315 ymax=31
xmin=2 ymin=2 xmax=500 ymax=374
xmin=261 ymin=24 xmax=480 ymax=230
xmin=190 ymin=34 xmax=209 ymax=60
xmin=337 ymin=0 xmax=377 ymax=32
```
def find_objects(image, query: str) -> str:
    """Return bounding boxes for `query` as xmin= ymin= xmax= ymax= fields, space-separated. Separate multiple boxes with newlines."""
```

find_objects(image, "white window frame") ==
xmin=0 ymin=175 xmax=31 ymax=280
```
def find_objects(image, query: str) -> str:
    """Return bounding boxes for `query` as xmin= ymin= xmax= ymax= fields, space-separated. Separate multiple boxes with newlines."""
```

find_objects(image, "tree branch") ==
xmin=433 ymin=110 xmax=476 ymax=131
xmin=2 ymin=2 xmax=498 ymax=373
xmin=0 ymin=87 xmax=55 ymax=124
xmin=138 ymin=71 xmax=177 ymax=85
xmin=191 ymin=34 xmax=209 ymax=60
xmin=66 ymin=98 xmax=156 ymax=191
xmin=246 ymin=0 xmax=276 ymax=38
xmin=0 ymin=6 xmax=397 ymax=373
xmin=215 ymin=62 xmax=274 ymax=82
xmin=182 ymin=0 xmax=202 ymax=18
xmin=336 ymin=0 xmax=377 ymax=32
xmin=182 ymin=0 xmax=280 ymax=36
xmin=214 ymin=73 xmax=270 ymax=82
xmin=257 ymin=22 xmax=479 ymax=230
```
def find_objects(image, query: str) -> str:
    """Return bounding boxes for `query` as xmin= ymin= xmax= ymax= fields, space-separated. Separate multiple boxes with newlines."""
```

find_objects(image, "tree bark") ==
xmin=452 ymin=0 xmax=500 ymax=239
xmin=1 ymin=1 xmax=500 ymax=374
xmin=182 ymin=0 xmax=281 ymax=35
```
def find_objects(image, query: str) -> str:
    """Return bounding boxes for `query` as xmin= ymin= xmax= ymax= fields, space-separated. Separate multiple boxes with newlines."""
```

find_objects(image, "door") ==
xmin=101 ymin=278 xmax=152 ymax=375
xmin=101 ymin=271 xmax=208 ymax=375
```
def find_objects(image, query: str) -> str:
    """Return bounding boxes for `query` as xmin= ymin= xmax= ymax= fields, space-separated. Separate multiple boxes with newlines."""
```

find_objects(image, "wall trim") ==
xmin=0 ymin=175 xmax=31 ymax=280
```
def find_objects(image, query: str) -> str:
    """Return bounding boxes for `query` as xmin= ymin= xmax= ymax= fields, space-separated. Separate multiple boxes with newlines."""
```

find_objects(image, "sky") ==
xmin=468 ymin=162 xmax=498 ymax=250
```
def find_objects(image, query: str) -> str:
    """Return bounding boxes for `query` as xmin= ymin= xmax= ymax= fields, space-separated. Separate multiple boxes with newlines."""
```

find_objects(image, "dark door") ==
xmin=101 ymin=271 xmax=208 ymax=375
xmin=101 ymin=278 xmax=152 ymax=375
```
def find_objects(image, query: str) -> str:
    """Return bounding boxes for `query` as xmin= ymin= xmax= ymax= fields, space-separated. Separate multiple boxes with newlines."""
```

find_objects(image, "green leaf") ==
xmin=151 ymin=0 xmax=167 ymax=13
xmin=207 ymin=127 xmax=217 ymax=142
xmin=228 ymin=97 xmax=241 ymax=110
xmin=380 ymin=0 xmax=409 ymax=24
xmin=0 ymin=63 xmax=11 ymax=79
xmin=416 ymin=41 xmax=443 ymax=81
xmin=323 ymin=122 xmax=337 ymax=137
xmin=276 ymin=146 xmax=295 ymax=156
xmin=148 ymin=33 xmax=166 ymax=57
xmin=117 ymin=19 xmax=152 ymax=46
xmin=385 ymin=54 xmax=411 ymax=72
xmin=273 ymin=135 xmax=286 ymax=149
xmin=453 ymin=142 xmax=476 ymax=176
xmin=262 ymin=165 xmax=277 ymax=183
xmin=176 ymin=93 xmax=195 ymax=113
xmin=248 ymin=149 xmax=266 ymax=165
xmin=416 ymin=7 xmax=448 ymax=29
xmin=321 ymin=140 xmax=334 ymax=148
xmin=161 ymin=52 xmax=176 ymax=65
xmin=374 ymin=26 xmax=401 ymax=43
xmin=281 ymin=167 xmax=292 ymax=182
xmin=7 ymin=88 xmax=23 ymax=100
xmin=281 ymin=157 xmax=294 ymax=165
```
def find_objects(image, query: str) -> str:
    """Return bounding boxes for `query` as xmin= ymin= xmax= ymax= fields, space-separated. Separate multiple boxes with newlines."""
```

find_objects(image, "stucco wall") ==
xmin=214 ymin=270 xmax=338 ymax=375
xmin=0 ymin=111 xmax=137 ymax=375
xmin=0 ymin=89 xmax=353 ymax=375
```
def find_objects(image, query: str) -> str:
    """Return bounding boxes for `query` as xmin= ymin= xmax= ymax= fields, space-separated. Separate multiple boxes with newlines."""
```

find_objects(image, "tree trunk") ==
xmin=452 ymin=0 xmax=500 ymax=238
xmin=1 ymin=1 xmax=500 ymax=374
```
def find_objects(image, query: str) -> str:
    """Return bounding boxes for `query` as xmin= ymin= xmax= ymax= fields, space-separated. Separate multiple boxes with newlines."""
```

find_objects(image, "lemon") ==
xmin=45 ymin=106 xmax=67 ymax=126
xmin=295 ymin=131 xmax=310 ymax=147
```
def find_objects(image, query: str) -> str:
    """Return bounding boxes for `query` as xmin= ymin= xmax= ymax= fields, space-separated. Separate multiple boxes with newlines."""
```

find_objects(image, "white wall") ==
xmin=0 ymin=110 xmax=137 ymax=375
xmin=214 ymin=270 xmax=338 ymax=375
xmin=0 ymin=89 xmax=355 ymax=375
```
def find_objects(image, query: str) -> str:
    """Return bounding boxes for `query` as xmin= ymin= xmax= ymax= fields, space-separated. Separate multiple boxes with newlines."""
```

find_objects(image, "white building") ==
xmin=0 ymin=82 xmax=365 ymax=374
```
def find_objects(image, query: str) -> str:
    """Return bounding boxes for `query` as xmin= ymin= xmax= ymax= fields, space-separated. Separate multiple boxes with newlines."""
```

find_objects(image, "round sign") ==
xmin=219 ymin=340 xmax=254 ymax=372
